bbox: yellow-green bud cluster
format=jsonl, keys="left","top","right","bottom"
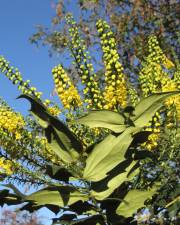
{"left": 147, "top": 36, "right": 174, "bottom": 69}
{"left": 0, "top": 56, "right": 42, "bottom": 98}
{"left": 139, "top": 35, "right": 180, "bottom": 129}
{"left": 65, "top": 14, "right": 103, "bottom": 109}
{"left": 128, "top": 86, "right": 139, "bottom": 107}
{"left": 96, "top": 19, "right": 127, "bottom": 110}
{"left": 52, "top": 65, "right": 82, "bottom": 110}
{"left": 139, "top": 36, "right": 175, "bottom": 97}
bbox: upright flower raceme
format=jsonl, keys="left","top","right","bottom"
{"left": 139, "top": 35, "right": 175, "bottom": 97}
{"left": 96, "top": 19, "right": 127, "bottom": 110}
{"left": 0, "top": 56, "right": 61, "bottom": 118}
{"left": 0, "top": 56, "right": 42, "bottom": 99}
{"left": 139, "top": 35, "right": 179, "bottom": 150}
{"left": 52, "top": 65, "right": 82, "bottom": 110}
{"left": 66, "top": 14, "right": 103, "bottom": 109}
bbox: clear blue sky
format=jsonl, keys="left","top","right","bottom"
{"left": 0, "top": 1, "right": 78, "bottom": 224}
{"left": 0, "top": 0, "right": 63, "bottom": 114}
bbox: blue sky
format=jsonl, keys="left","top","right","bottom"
{"left": 0, "top": 0, "right": 62, "bottom": 114}
{"left": 0, "top": 1, "right": 72, "bottom": 224}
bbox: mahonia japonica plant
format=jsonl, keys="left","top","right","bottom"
{"left": 0, "top": 15, "right": 179, "bottom": 225}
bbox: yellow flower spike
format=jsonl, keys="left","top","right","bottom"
{"left": 52, "top": 65, "right": 82, "bottom": 110}
{"left": 96, "top": 19, "right": 127, "bottom": 110}
{"left": 65, "top": 14, "right": 103, "bottom": 109}
{"left": 139, "top": 35, "right": 177, "bottom": 97}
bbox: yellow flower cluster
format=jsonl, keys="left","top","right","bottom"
{"left": 0, "top": 107, "right": 25, "bottom": 140}
{"left": 96, "top": 19, "right": 127, "bottom": 110}
{"left": 139, "top": 35, "right": 179, "bottom": 150}
{"left": 0, "top": 56, "right": 42, "bottom": 98}
{"left": 66, "top": 14, "right": 103, "bottom": 109}
{"left": 139, "top": 36, "right": 175, "bottom": 97}
{"left": 0, "top": 157, "right": 13, "bottom": 175}
{"left": 162, "top": 78, "right": 180, "bottom": 122}
{"left": 52, "top": 65, "right": 82, "bottom": 110}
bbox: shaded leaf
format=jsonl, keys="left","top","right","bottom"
{"left": 131, "top": 131, "right": 152, "bottom": 146}
{"left": 69, "top": 201, "right": 95, "bottom": 215}
{"left": 133, "top": 150, "right": 155, "bottom": 160}
{"left": 46, "top": 164, "right": 72, "bottom": 182}
{"left": 0, "top": 189, "right": 22, "bottom": 206}
{"left": 45, "top": 126, "right": 74, "bottom": 163}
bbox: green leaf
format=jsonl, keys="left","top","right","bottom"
{"left": 25, "top": 186, "right": 88, "bottom": 207}
{"left": 91, "top": 161, "right": 138, "bottom": 200}
{"left": 45, "top": 126, "right": 74, "bottom": 163}
{"left": 83, "top": 127, "right": 142, "bottom": 182}
{"left": 132, "top": 91, "right": 180, "bottom": 127}
{"left": 18, "top": 94, "right": 83, "bottom": 162}
{"left": 116, "top": 187, "right": 157, "bottom": 217}
{"left": 75, "top": 110, "right": 126, "bottom": 133}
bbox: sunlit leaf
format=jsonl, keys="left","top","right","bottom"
{"left": 75, "top": 110, "right": 126, "bottom": 133}
{"left": 91, "top": 161, "right": 138, "bottom": 200}
{"left": 132, "top": 91, "right": 180, "bottom": 127}
{"left": 25, "top": 186, "right": 88, "bottom": 207}
{"left": 116, "top": 187, "right": 157, "bottom": 217}
{"left": 83, "top": 127, "right": 141, "bottom": 181}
